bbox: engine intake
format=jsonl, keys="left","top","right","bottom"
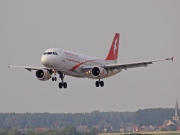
{"left": 91, "top": 67, "right": 108, "bottom": 79}
{"left": 92, "top": 67, "right": 100, "bottom": 77}
{"left": 36, "top": 69, "right": 51, "bottom": 81}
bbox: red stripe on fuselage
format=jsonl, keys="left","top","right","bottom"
{"left": 68, "top": 59, "right": 98, "bottom": 71}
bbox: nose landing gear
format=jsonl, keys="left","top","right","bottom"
{"left": 52, "top": 69, "right": 57, "bottom": 81}
{"left": 52, "top": 77, "right": 57, "bottom": 81}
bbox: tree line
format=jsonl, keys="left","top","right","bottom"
{"left": 0, "top": 126, "right": 99, "bottom": 135}
{"left": 0, "top": 108, "right": 178, "bottom": 129}
{"left": 134, "top": 108, "right": 177, "bottom": 126}
{"left": 0, "top": 111, "right": 134, "bottom": 129}
{"left": 0, "top": 127, "right": 150, "bottom": 135}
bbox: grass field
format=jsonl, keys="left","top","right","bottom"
{"left": 99, "top": 131, "right": 180, "bottom": 135}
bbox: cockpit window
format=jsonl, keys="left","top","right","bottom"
{"left": 43, "top": 52, "right": 58, "bottom": 55}
{"left": 47, "top": 52, "right": 52, "bottom": 54}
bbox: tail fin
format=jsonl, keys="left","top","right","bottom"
{"left": 105, "top": 33, "right": 120, "bottom": 63}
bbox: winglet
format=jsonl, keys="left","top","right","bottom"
{"left": 8, "top": 63, "right": 11, "bottom": 68}
{"left": 165, "top": 57, "right": 174, "bottom": 62}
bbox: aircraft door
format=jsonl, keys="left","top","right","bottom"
{"left": 61, "top": 53, "right": 67, "bottom": 69}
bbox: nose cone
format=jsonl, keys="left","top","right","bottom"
{"left": 41, "top": 55, "right": 56, "bottom": 67}
{"left": 41, "top": 55, "right": 48, "bottom": 67}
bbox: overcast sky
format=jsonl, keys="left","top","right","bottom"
{"left": 0, "top": 0, "right": 180, "bottom": 113}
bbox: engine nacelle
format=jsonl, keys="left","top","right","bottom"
{"left": 91, "top": 67, "right": 108, "bottom": 79}
{"left": 36, "top": 69, "right": 51, "bottom": 81}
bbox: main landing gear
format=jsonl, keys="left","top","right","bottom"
{"left": 58, "top": 72, "right": 67, "bottom": 89}
{"left": 59, "top": 82, "right": 67, "bottom": 89}
{"left": 95, "top": 79, "right": 104, "bottom": 87}
{"left": 51, "top": 70, "right": 67, "bottom": 89}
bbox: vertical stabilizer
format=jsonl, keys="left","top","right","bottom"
{"left": 105, "top": 33, "right": 120, "bottom": 63}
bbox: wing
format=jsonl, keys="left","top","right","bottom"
{"left": 8, "top": 64, "right": 46, "bottom": 72}
{"left": 82, "top": 57, "right": 173, "bottom": 71}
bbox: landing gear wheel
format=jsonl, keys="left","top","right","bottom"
{"left": 95, "top": 81, "right": 99, "bottom": 87}
{"left": 63, "top": 82, "right": 67, "bottom": 88}
{"left": 95, "top": 80, "right": 104, "bottom": 87}
{"left": 58, "top": 72, "right": 67, "bottom": 89}
{"left": 52, "top": 77, "right": 57, "bottom": 81}
{"left": 59, "top": 83, "right": 62, "bottom": 89}
{"left": 100, "top": 81, "right": 104, "bottom": 87}
{"left": 52, "top": 69, "right": 58, "bottom": 81}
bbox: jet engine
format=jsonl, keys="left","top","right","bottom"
{"left": 91, "top": 67, "right": 108, "bottom": 79}
{"left": 36, "top": 69, "right": 52, "bottom": 81}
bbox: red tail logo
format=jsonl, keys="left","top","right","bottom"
{"left": 105, "top": 33, "right": 120, "bottom": 62}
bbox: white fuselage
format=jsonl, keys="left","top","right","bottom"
{"left": 41, "top": 48, "right": 121, "bottom": 79}
{"left": 9, "top": 33, "right": 171, "bottom": 88}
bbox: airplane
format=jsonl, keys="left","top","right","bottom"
{"left": 9, "top": 33, "right": 173, "bottom": 89}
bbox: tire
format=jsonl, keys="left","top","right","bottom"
{"left": 100, "top": 81, "right": 104, "bottom": 87}
{"left": 95, "top": 81, "right": 99, "bottom": 87}
{"left": 54, "top": 77, "right": 57, "bottom": 81}
{"left": 52, "top": 77, "right": 54, "bottom": 81}
{"left": 59, "top": 83, "right": 62, "bottom": 89}
{"left": 63, "top": 82, "right": 67, "bottom": 88}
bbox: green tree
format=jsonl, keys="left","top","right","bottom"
{"left": 168, "top": 124, "right": 177, "bottom": 131}
{"left": 160, "top": 128, "right": 168, "bottom": 131}
{"left": 0, "top": 129, "right": 9, "bottom": 135}
{"left": 87, "top": 127, "right": 98, "bottom": 135}
{"left": 134, "top": 108, "right": 175, "bottom": 126}
{"left": 61, "top": 126, "right": 81, "bottom": 135}
{"left": 8, "top": 129, "right": 21, "bottom": 135}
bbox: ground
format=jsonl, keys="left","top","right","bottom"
{"left": 99, "top": 131, "right": 180, "bottom": 135}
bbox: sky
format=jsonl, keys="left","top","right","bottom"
{"left": 0, "top": 0, "right": 180, "bottom": 113}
